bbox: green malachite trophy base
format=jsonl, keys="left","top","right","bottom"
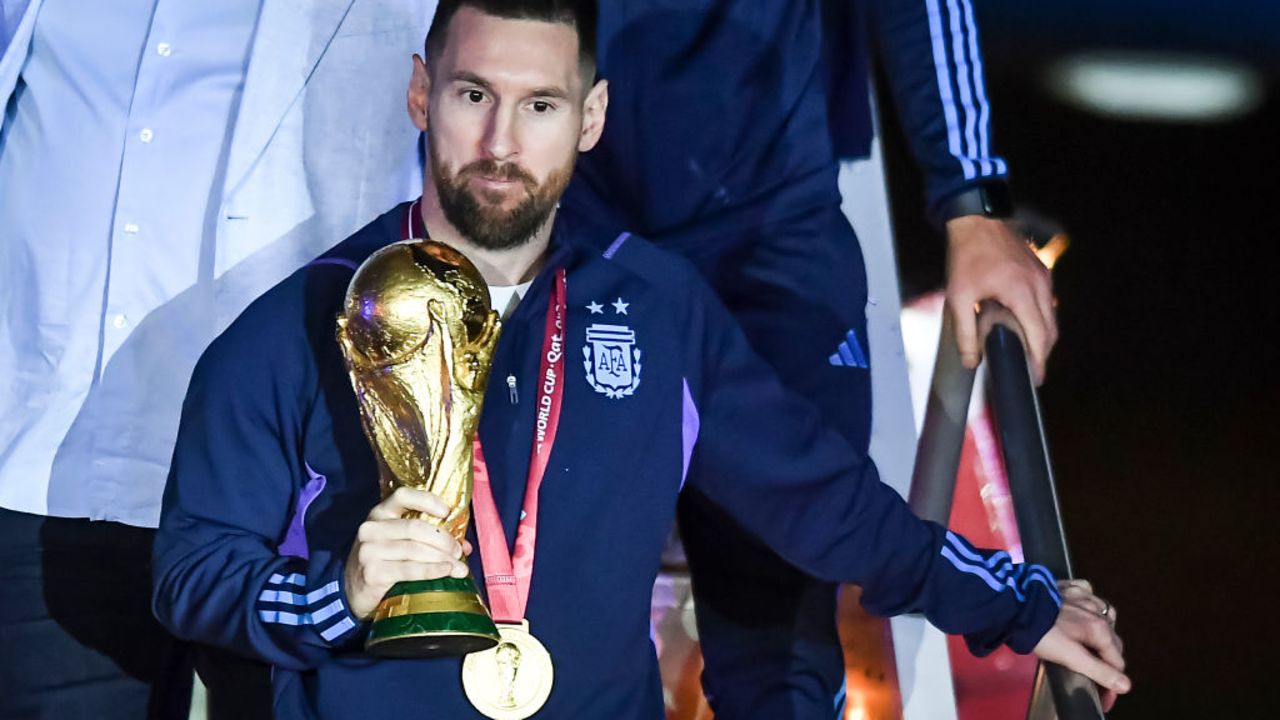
{"left": 366, "top": 576, "right": 500, "bottom": 658}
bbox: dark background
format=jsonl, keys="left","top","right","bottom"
{"left": 878, "top": 2, "right": 1279, "bottom": 717}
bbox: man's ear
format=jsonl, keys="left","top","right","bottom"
{"left": 408, "top": 54, "right": 431, "bottom": 132}
{"left": 578, "top": 79, "right": 609, "bottom": 152}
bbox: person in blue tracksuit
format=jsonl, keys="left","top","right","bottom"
{"left": 561, "top": 2, "right": 1059, "bottom": 716}
{"left": 154, "top": 2, "right": 1127, "bottom": 718}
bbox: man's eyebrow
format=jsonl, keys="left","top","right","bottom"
{"left": 449, "top": 71, "right": 494, "bottom": 90}
{"left": 528, "top": 86, "right": 572, "bottom": 101}
{"left": 447, "top": 71, "right": 572, "bottom": 101}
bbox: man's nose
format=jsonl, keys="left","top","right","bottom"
{"left": 481, "top": 104, "right": 519, "bottom": 161}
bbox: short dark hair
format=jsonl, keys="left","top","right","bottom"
{"left": 425, "top": 0, "right": 598, "bottom": 79}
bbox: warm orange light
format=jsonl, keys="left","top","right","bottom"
{"left": 1033, "top": 233, "right": 1070, "bottom": 271}
{"left": 845, "top": 690, "right": 870, "bottom": 720}
{"left": 838, "top": 586, "right": 903, "bottom": 719}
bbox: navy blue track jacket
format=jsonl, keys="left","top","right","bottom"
{"left": 567, "top": 0, "right": 1008, "bottom": 246}
{"left": 154, "top": 204, "right": 1058, "bottom": 719}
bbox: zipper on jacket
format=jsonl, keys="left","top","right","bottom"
{"left": 507, "top": 374, "right": 518, "bottom": 404}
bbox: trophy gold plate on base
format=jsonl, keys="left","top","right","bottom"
{"left": 367, "top": 577, "right": 500, "bottom": 658}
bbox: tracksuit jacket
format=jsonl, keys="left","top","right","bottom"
{"left": 567, "top": 0, "right": 1009, "bottom": 249}
{"left": 154, "top": 203, "right": 1060, "bottom": 719}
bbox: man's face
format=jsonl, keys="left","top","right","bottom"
{"left": 415, "top": 7, "right": 606, "bottom": 250}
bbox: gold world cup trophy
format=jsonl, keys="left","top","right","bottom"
{"left": 336, "top": 239, "right": 503, "bottom": 657}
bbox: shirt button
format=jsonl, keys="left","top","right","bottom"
{"left": 123, "top": 222, "right": 140, "bottom": 235}
{"left": 111, "top": 314, "right": 129, "bottom": 329}
{"left": 157, "top": 42, "right": 172, "bottom": 57}
{"left": 139, "top": 128, "right": 154, "bottom": 143}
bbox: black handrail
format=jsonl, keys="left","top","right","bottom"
{"left": 909, "top": 302, "right": 1105, "bottom": 720}
{"left": 984, "top": 324, "right": 1104, "bottom": 720}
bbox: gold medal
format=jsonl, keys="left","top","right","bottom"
{"left": 461, "top": 621, "right": 554, "bottom": 719}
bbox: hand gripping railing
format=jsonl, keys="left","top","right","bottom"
{"left": 908, "top": 302, "right": 1105, "bottom": 720}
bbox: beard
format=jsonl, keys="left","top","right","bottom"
{"left": 429, "top": 139, "right": 574, "bottom": 251}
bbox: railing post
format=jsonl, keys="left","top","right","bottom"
{"left": 893, "top": 305, "right": 976, "bottom": 720}
{"left": 907, "top": 308, "right": 977, "bottom": 524}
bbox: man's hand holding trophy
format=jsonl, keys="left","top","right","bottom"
{"left": 336, "top": 239, "right": 504, "bottom": 657}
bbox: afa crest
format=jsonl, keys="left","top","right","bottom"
{"left": 583, "top": 324, "right": 642, "bottom": 399}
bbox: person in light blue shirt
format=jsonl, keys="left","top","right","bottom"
{"left": 0, "top": 0, "right": 436, "bottom": 716}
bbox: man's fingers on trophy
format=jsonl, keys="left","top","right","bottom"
{"left": 461, "top": 539, "right": 474, "bottom": 557}
{"left": 396, "top": 487, "right": 451, "bottom": 517}
{"left": 419, "top": 559, "right": 469, "bottom": 581}
{"left": 397, "top": 518, "right": 462, "bottom": 554}
{"left": 416, "top": 560, "right": 469, "bottom": 581}
{"left": 373, "top": 487, "right": 451, "bottom": 521}
{"left": 366, "top": 488, "right": 408, "bottom": 520}
{"left": 359, "top": 539, "right": 460, "bottom": 565}
{"left": 358, "top": 520, "right": 463, "bottom": 557}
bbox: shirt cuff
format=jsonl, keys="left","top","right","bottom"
{"left": 966, "top": 562, "right": 1063, "bottom": 656}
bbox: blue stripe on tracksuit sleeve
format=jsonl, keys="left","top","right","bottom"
{"left": 257, "top": 577, "right": 359, "bottom": 643}
{"left": 873, "top": 0, "right": 1009, "bottom": 219}
{"left": 152, "top": 288, "right": 362, "bottom": 671}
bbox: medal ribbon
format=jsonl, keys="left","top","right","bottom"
{"left": 471, "top": 267, "right": 566, "bottom": 624}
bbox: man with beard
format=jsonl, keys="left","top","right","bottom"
{"left": 152, "top": 2, "right": 1128, "bottom": 718}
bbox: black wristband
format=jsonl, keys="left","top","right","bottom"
{"left": 937, "top": 182, "right": 1014, "bottom": 223}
